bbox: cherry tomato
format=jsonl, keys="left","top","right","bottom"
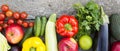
{"left": 29, "top": 22, "right": 34, "bottom": 27}
{"left": 20, "top": 12, "right": 28, "bottom": 19}
{"left": 0, "top": 26, "right": 2, "bottom": 31}
{"left": 13, "top": 12, "right": 20, "bottom": 19}
{"left": 0, "top": 13, "right": 5, "bottom": 21}
{"left": 0, "top": 21, "right": 4, "bottom": 25}
{"left": 6, "top": 10, "right": 13, "bottom": 17}
{"left": 22, "top": 22, "right": 28, "bottom": 28}
{"left": 1, "top": 4, "right": 9, "bottom": 12}
{"left": 7, "top": 19, "right": 14, "bottom": 25}
{"left": 3, "top": 23, "right": 8, "bottom": 28}
{"left": 17, "top": 19, "right": 23, "bottom": 25}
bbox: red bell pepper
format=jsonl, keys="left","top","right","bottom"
{"left": 56, "top": 15, "right": 78, "bottom": 37}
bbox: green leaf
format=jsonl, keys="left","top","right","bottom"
{"left": 85, "top": 0, "right": 99, "bottom": 10}
{"left": 73, "top": 3, "right": 83, "bottom": 10}
{"left": 86, "top": 16, "right": 92, "bottom": 21}
{"left": 86, "top": 25, "right": 91, "bottom": 30}
{"left": 95, "top": 23, "right": 100, "bottom": 31}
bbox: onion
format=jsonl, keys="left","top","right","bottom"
{"left": 111, "top": 41, "right": 120, "bottom": 51}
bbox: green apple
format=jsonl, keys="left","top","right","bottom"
{"left": 79, "top": 35, "right": 92, "bottom": 50}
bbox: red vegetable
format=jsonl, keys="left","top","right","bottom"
{"left": 3, "top": 23, "right": 8, "bottom": 28}
{"left": 29, "top": 22, "right": 34, "bottom": 27}
{"left": 22, "top": 22, "right": 28, "bottom": 28}
{"left": 56, "top": 15, "right": 78, "bottom": 37}
{"left": 0, "top": 21, "right": 4, "bottom": 25}
{"left": 1, "top": 4, "right": 9, "bottom": 12}
{"left": 58, "top": 38, "right": 78, "bottom": 51}
{"left": 17, "top": 19, "right": 23, "bottom": 25}
{"left": 6, "top": 10, "right": 13, "bottom": 17}
{"left": 20, "top": 12, "right": 28, "bottom": 19}
{"left": 13, "top": 12, "right": 20, "bottom": 19}
{"left": 111, "top": 41, "right": 120, "bottom": 51}
{"left": 8, "top": 19, "right": 14, "bottom": 25}
{"left": 0, "top": 13, "right": 5, "bottom": 21}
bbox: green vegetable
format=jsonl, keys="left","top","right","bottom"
{"left": 73, "top": 0, "right": 104, "bottom": 41}
{"left": 34, "top": 16, "right": 41, "bottom": 37}
{"left": 110, "top": 14, "right": 120, "bottom": 40}
{"left": 19, "top": 27, "right": 33, "bottom": 46}
{"left": 100, "top": 6, "right": 109, "bottom": 24}
{"left": 45, "top": 14, "right": 58, "bottom": 51}
{"left": 34, "top": 17, "right": 37, "bottom": 33}
{"left": 40, "top": 16, "right": 47, "bottom": 36}
{"left": 0, "top": 32, "right": 11, "bottom": 51}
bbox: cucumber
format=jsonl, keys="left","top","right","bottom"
{"left": 19, "top": 27, "right": 33, "bottom": 46}
{"left": 34, "top": 16, "right": 41, "bottom": 37}
{"left": 34, "top": 17, "right": 37, "bottom": 33}
{"left": 45, "top": 14, "right": 58, "bottom": 51}
{"left": 40, "top": 16, "right": 47, "bottom": 36}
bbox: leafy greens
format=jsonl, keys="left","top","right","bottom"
{"left": 73, "top": 0, "right": 103, "bottom": 41}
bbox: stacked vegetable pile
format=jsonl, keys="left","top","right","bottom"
{"left": 0, "top": 0, "right": 108, "bottom": 51}
{"left": 73, "top": 1, "right": 105, "bottom": 50}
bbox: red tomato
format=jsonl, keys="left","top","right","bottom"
{"left": 6, "top": 10, "right": 13, "bottom": 17}
{"left": 17, "top": 19, "right": 23, "bottom": 25}
{"left": 20, "top": 12, "right": 28, "bottom": 19}
{"left": 0, "top": 13, "right": 5, "bottom": 21}
{"left": 0, "top": 21, "right": 4, "bottom": 25}
{"left": 13, "top": 12, "right": 20, "bottom": 19}
{"left": 22, "top": 22, "right": 28, "bottom": 28}
{"left": 3, "top": 23, "right": 8, "bottom": 28}
{"left": 7, "top": 19, "right": 14, "bottom": 25}
{"left": 29, "top": 22, "right": 34, "bottom": 27}
{"left": 1, "top": 4, "right": 9, "bottom": 12}
{"left": 0, "top": 26, "right": 2, "bottom": 31}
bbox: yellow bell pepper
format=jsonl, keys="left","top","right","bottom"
{"left": 22, "top": 37, "right": 46, "bottom": 51}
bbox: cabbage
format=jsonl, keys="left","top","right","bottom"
{"left": 0, "top": 32, "right": 11, "bottom": 51}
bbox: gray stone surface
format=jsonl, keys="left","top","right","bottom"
{"left": 0, "top": 0, "right": 120, "bottom": 19}
{"left": 0, "top": 0, "right": 112, "bottom": 51}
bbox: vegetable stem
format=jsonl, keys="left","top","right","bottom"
{"left": 48, "top": 13, "right": 56, "bottom": 22}
{"left": 30, "top": 47, "right": 36, "bottom": 51}
{"left": 64, "top": 23, "right": 72, "bottom": 31}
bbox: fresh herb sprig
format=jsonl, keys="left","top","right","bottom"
{"left": 73, "top": 0, "right": 103, "bottom": 41}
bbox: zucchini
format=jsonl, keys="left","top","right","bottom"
{"left": 19, "top": 27, "right": 33, "bottom": 46}
{"left": 45, "top": 14, "right": 58, "bottom": 51}
{"left": 34, "top": 16, "right": 41, "bottom": 37}
{"left": 40, "top": 16, "right": 47, "bottom": 36}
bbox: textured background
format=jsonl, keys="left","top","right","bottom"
{"left": 0, "top": 0, "right": 112, "bottom": 51}
{"left": 0, "top": 0, "right": 120, "bottom": 19}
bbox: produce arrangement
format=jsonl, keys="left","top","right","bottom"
{"left": 110, "top": 14, "right": 120, "bottom": 51}
{"left": 0, "top": 0, "right": 110, "bottom": 51}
